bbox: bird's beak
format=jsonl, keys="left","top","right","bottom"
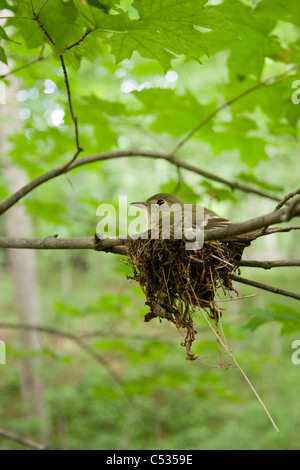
{"left": 130, "top": 201, "right": 147, "bottom": 209}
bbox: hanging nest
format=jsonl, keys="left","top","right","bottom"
{"left": 125, "top": 232, "right": 251, "bottom": 360}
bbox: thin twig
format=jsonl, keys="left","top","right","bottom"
{"left": 209, "top": 266, "right": 233, "bottom": 369}
{"left": 230, "top": 274, "right": 300, "bottom": 301}
{"left": 212, "top": 294, "right": 258, "bottom": 302}
{"left": 275, "top": 188, "right": 300, "bottom": 211}
{"left": 286, "top": 197, "right": 300, "bottom": 221}
{"left": 0, "top": 55, "right": 47, "bottom": 79}
{"left": 59, "top": 54, "right": 83, "bottom": 164}
{"left": 195, "top": 357, "right": 227, "bottom": 368}
{"left": 261, "top": 188, "right": 300, "bottom": 235}
{"left": 31, "top": 11, "right": 83, "bottom": 164}
{"left": 240, "top": 260, "right": 300, "bottom": 269}
{"left": 0, "top": 428, "right": 48, "bottom": 450}
{"left": 65, "top": 27, "right": 94, "bottom": 50}
{"left": 172, "top": 63, "right": 300, "bottom": 154}
{"left": 0, "top": 16, "right": 35, "bottom": 20}
{"left": 33, "top": 13, "right": 55, "bottom": 46}
{"left": 256, "top": 226, "right": 300, "bottom": 236}
{"left": 172, "top": 166, "right": 183, "bottom": 195}
{"left": 191, "top": 289, "right": 280, "bottom": 433}
{"left": 0, "top": 322, "right": 126, "bottom": 390}
{"left": 203, "top": 200, "right": 300, "bottom": 242}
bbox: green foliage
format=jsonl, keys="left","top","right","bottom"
{"left": 0, "top": 45, "right": 7, "bottom": 64}
{"left": 242, "top": 303, "right": 300, "bottom": 334}
{"left": 0, "top": 25, "right": 10, "bottom": 41}
{"left": 3, "top": 0, "right": 235, "bottom": 71}
{"left": 0, "top": 0, "right": 300, "bottom": 452}
{"left": 133, "top": 88, "right": 215, "bottom": 136}
{"left": 103, "top": 0, "right": 235, "bottom": 71}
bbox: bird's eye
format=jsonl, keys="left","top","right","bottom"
{"left": 157, "top": 199, "right": 165, "bottom": 206}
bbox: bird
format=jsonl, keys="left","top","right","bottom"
{"left": 130, "top": 192, "right": 231, "bottom": 235}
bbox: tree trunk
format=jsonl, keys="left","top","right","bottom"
{"left": 0, "top": 54, "right": 49, "bottom": 442}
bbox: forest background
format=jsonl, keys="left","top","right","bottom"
{"left": 0, "top": 0, "right": 300, "bottom": 450}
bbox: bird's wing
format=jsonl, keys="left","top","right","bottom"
{"left": 203, "top": 213, "right": 231, "bottom": 230}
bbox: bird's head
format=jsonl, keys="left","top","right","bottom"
{"left": 130, "top": 193, "right": 184, "bottom": 214}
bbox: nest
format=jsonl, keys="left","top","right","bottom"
{"left": 126, "top": 233, "right": 251, "bottom": 360}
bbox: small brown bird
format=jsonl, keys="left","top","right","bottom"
{"left": 130, "top": 192, "right": 231, "bottom": 232}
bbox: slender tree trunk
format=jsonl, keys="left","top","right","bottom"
{"left": 0, "top": 55, "right": 49, "bottom": 441}
{"left": 4, "top": 168, "right": 48, "bottom": 435}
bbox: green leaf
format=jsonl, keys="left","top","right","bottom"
{"left": 269, "top": 304, "right": 300, "bottom": 335}
{"left": 73, "top": 94, "right": 126, "bottom": 151}
{"left": 241, "top": 304, "right": 300, "bottom": 333}
{"left": 13, "top": 0, "right": 235, "bottom": 70}
{"left": 161, "top": 181, "right": 201, "bottom": 203}
{"left": 132, "top": 0, "right": 235, "bottom": 33}
{"left": 133, "top": 88, "right": 215, "bottom": 136}
{"left": 0, "top": 46, "right": 7, "bottom": 65}
{"left": 199, "top": 118, "right": 269, "bottom": 167}
{"left": 36, "top": 0, "right": 86, "bottom": 52}
{"left": 216, "top": 0, "right": 276, "bottom": 37}
{"left": 237, "top": 172, "right": 283, "bottom": 193}
{"left": 103, "top": 16, "right": 207, "bottom": 72}
{"left": 25, "top": 200, "right": 68, "bottom": 224}
{"left": 12, "top": 3, "right": 44, "bottom": 49}
{"left": 102, "top": 0, "right": 235, "bottom": 70}
{"left": 227, "top": 39, "right": 265, "bottom": 79}
{"left": 0, "top": 26, "right": 9, "bottom": 41}
{"left": 255, "top": 0, "right": 300, "bottom": 28}
{"left": 207, "top": 0, "right": 286, "bottom": 78}
{"left": 199, "top": 181, "right": 238, "bottom": 203}
{"left": 93, "top": 385, "right": 121, "bottom": 399}
{"left": 0, "top": 25, "right": 20, "bottom": 44}
{"left": 86, "top": 0, "right": 117, "bottom": 11}
{"left": 106, "top": 29, "right": 175, "bottom": 72}
{"left": 54, "top": 301, "right": 81, "bottom": 316}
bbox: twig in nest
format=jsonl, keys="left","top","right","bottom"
{"left": 209, "top": 266, "right": 234, "bottom": 369}
{"left": 194, "top": 297, "right": 280, "bottom": 433}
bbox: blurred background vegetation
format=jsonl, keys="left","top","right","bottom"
{"left": 0, "top": 0, "right": 300, "bottom": 450}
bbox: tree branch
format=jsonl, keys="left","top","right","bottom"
{"left": 59, "top": 54, "right": 83, "bottom": 164}
{"left": 0, "top": 206, "right": 299, "bottom": 304}
{"left": 0, "top": 150, "right": 281, "bottom": 217}
{"left": 0, "top": 54, "right": 47, "bottom": 79}
{"left": 255, "top": 226, "right": 300, "bottom": 236}
{"left": 0, "top": 199, "right": 299, "bottom": 252}
{"left": 31, "top": 12, "right": 83, "bottom": 164}
{"left": 65, "top": 27, "right": 94, "bottom": 50}
{"left": 230, "top": 274, "right": 300, "bottom": 301}
{"left": 203, "top": 199, "right": 300, "bottom": 241}
{"left": 260, "top": 188, "right": 300, "bottom": 235}
{"left": 0, "top": 427, "right": 48, "bottom": 450}
{"left": 240, "top": 260, "right": 300, "bottom": 269}
{"left": 275, "top": 188, "right": 300, "bottom": 211}
{"left": 0, "top": 235, "right": 126, "bottom": 254}
{"left": 172, "top": 63, "right": 300, "bottom": 154}
{"left": 33, "top": 12, "right": 55, "bottom": 46}
{"left": 0, "top": 321, "right": 126, "bottom": 390}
